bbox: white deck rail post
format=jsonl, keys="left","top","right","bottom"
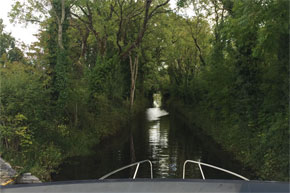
{"left": 99, "top": 160, "right": 153, "bottom": 180}
{"left": 183, "top": 160, "right": 249, "bottom": 181}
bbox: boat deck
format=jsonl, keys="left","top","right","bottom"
{"left": 2, "top": 179, "right": 289, "bottom": 193}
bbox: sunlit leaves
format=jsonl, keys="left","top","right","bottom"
{"left": 0, "top": 19, "right": 16, "bottom": 60}
{"left": 9, "top": 0, "right": 50, "bottom": 25}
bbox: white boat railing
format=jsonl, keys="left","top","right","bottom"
{"left": 99, "top": 160, "right": 153, "bottom": 180}
{"left": 182, "top": 160, "right": 249, "bottom": 181}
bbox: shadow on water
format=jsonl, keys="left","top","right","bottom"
{"left": 52, "top": 105, "right": 256, "bottom": 181}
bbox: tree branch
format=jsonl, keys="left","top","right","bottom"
{"left": 60, "top": 0, "right": 65, "bottom": 24}
{"left": 119, "top": 0, "right": 170, "bottom": 59}
{"left": 149, "top": 0, "right": 170, "bottom": 19}
{"left": 70, "top": 12, "right": 89, "bottom": 24}
{"left": 187, "top": 20, "right": 206, "bottom": 66}
{"left": 77, "top": 5, "right": 89, "bottom": 18}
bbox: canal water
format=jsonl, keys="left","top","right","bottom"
{"left": 52, "top": 100, "right": 254, "bottom": 181}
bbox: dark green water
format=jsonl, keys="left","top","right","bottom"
{"left": 52, "top": 107, "right": 254, "bottom": 181}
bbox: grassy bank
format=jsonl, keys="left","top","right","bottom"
{"left": 164, "top": 98, "right": 289, "bottom": 181}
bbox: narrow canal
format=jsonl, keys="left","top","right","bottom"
{"left": 52, "top": 96, "right": 254, "bottom": 181}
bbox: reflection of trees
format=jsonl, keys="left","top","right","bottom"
{"left": 129, "top": 128, "right": 136, "bottom": 177}
{"left": 130, "top": 131, "right": 136, "bottom": 163}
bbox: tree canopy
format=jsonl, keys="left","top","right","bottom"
{"left": 0, "top": 0, "right": 288, "bottom": 181}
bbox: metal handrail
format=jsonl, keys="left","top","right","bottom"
{"left": 99, "top": 160, "right": 153, "bottom": 180}
{"left": 182, "top": 160, "right": 249, "bottom": 181}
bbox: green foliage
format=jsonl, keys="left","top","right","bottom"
{"left": 165, "top": 0, "right": 289, "bottom": 181}
{"left": 0, "top": 19, "right": 24, "bottom": 64}
{"left": 88, "top": 56, "right": 124, "bottom": 100}
{"left": 25, "top": 143, "right": 63, "bottom": 180}
{"left": 1, "top": 3, "right": 135, "bottom": 179}
{"left": 0, "top": 61, "right": 58, "bottom": 180}
{"left": 3, "top": 0, "right": 288, "bottom": 182}
{"left": 0, "top": 113, "right": 32, "bottom": 152}
{"left": 7, "top": 47, "right": 24, "bottom": 62}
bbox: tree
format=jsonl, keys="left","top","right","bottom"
{"left": 114, "top": 0, "right": 170, "bottom": 109}
{"left": 166, "top": 0, "right": 289, "bottom": 181}
{"left": 0, "top": 19, "right": 16, "bottom": 63}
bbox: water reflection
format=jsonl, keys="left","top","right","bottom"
{"left": 146, "top": 108, "right": 168, "bottom": 121}
{"left": 146, "top": 106, "right": 171, "bottom": 178}
{"left": 52, "top": 105, "right": 254, "bottom": 181}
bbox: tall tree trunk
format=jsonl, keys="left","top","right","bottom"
{"left": 129, "top": 52, "right": 139, "bottom": 110}
{"left": 58, "top": 22, "right": 63, "bottom": 49}
{"left": 50, "top": 0, "right": 66, "bottom": 50}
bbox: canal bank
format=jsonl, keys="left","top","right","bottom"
{"left": 51, "top": 99, "right": 255, "bottom": 181}
{"left": 163, "top": 99, "right": 263, "bottom": 181}
{"left": 0, "top": 157, "right": 41, "bottom": 185}
{"left": 0, "top": 157, "right": 17, "bottom": 185}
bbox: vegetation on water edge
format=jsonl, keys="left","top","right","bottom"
{"left": 0, "top": 0, "right": 288, "bottom": 181}
{"left": 162, "top": 0, "right": 289, "bottom": 181}
{"left": 0, "top": 56, "right": 149, "bottom": 180}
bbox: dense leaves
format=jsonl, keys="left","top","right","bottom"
{"left": 0, "top": 0, "right": 288, "bottom": 181}
{"left": 165, "top": 0, "right": 289, "bottom": 181}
